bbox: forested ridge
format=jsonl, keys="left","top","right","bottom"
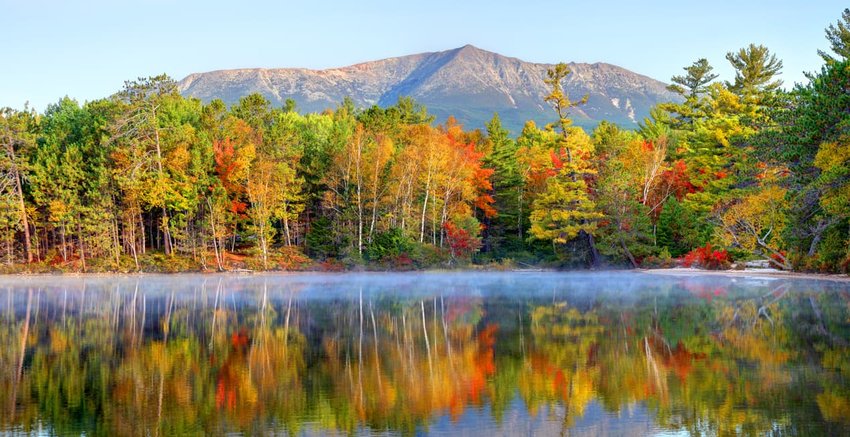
{"left": 1, "top": 10, "right": 849, "bottom": 273}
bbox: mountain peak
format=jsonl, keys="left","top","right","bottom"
{"left": 178, "top": 47, "right": 678, "bottom": 132}
{"left": 456, "top": 44, "right": 483, "bottom": 52}
{"left": 450, "top": 44, "right": 497, "bottom": 60}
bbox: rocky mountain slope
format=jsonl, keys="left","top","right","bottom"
{"left": 178, "top": 45, "right": 678, "bottom": 132}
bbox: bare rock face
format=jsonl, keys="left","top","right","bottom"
{"left": 178, "top": 45, "right": 679, "bottom": 132}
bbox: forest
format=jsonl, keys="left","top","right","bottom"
{"left": 1, "top": 10, "right": 849, "bottom": 273}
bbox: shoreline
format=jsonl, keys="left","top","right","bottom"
{"left": 2, "top": 267, "right": 850, "bottom": 283}
{"left": 639, "top": 267, "right": 850, "bottom": 283}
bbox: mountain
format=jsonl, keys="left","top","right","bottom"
{"left": 177, "top": 45, "right": 678, "bottom": 133}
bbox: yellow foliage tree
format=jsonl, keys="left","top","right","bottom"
{"left": 718, "top": 185, "right": 791, "bottom": 269}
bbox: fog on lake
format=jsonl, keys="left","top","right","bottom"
{"left": 1, "top": 272, "right": 849, "bottom": 435}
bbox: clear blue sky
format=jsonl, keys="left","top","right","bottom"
{"left": 1, "top": 0, "right": 846, "bottom": 111}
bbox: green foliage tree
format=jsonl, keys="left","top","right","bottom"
{"left": 656, "top": 197, "right": 703, "bottom": 257}
{"left": 663, "top": 58, "right": 719, "bottom": 126}
{"left": 819, "top": 8, "right": 850, "bottom": 62}
{"left": 668, "top": 58, "right": 720, "bottom": 99}
{"left": 305, "top": 216, "right": 337, "bottom": 260}
{"left": 757, "top": 58, "right": 850, "bottom": 269}
{"left": 725, "top": 44, "right": 783, "bottom": 113}
{"left": 481, "top": 113, "right": 523, "bottom": 256}
{"left": 0, "top": 107, "right": 37, "bottom": 263}
{"left": 112, "top": 74, "right": 184, "bottom": 256}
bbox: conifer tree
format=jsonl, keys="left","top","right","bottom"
{"left": 529, "top": 64, "right": 602, "bottom": 265}
{"left": 819, "top": 8, "right": 850, "bottom": 62}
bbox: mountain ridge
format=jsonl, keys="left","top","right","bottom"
{"left": 177, "top": 45, "right": 679, "bottom": 132}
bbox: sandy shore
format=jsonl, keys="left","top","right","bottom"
{"left": 640, "top": 267, "right": 850, "bottom": 283}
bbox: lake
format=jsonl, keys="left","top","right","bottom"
{"left": 1, "top": 272, "right": 849, "bottom": 435}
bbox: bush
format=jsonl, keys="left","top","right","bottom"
{"left": 484, "top": 258, "right": 517, "bottom": 271}
{"left": 138, "top": 252, "right": 199, "bottom": 273}
{"left": 319, "top": 258, "right": 346, "bottom": 272}
{"left": 366, "top": 228, "right": 415, "bottom": 262}
{"left": 683, "top": 243, "right": 731, "bottom": 270}
{"left": 443, "top": 215, "right": 483, "bottom": 263}
{"left": 641, "top": 247, "right": 676, "bottom": 268}
{"left": 275, "top": 246, "right": 313, "bottom": 270}
{"left": 410, "top": 243, "right": 450, "bottom": 268}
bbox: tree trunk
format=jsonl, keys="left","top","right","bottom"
{"left": 61, "top": 222, "right": 67, "bottom": 262}
{"left": 129, "top": 219, "right": 139, "bottom": 270}
{"left": 207, "top": 199, "right": 223, "bottom": 271}
{"left": 139, "top": 212, "right": 146, "bottom": 254}
{"left": 161, "top": 209, "right": 172, "bottom": 256}
{"left": 585, "top": 231, "right": 601, "bottom": 268}
{"left": 12, "top": 158, "right": 32, "bottom": 263}
{"left": 151, "top": 104, "right": 172, "bottom": 257}
{"left": 807, "top": 219, "right": 832, "bottom": 257}
{"left": 113, "top": 217, "right": 121, "bottom": 265}
{"left": 77, "top": 218, "right": 86, "bottom": 272}
{"left": 259, "top": 221, "right": 268, "bottom": 270}
{"left": 757, "top": 239, "right": 793, "bottom": 270}
{"left": 620, "top": 237, "right": 638, "bottom": 268}
{"left": 420, "top": 172, "right": 431, "bottom": 243}
{"left": 283, "top": 206, "right": 292, "bottom": 247}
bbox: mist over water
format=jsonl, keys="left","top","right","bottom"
{"left": 1, "top": 272, "right": 849, "bottom": 435}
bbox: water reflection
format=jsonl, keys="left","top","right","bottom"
{"left": 1, "top": 272, "right": 849, "bottom": 435}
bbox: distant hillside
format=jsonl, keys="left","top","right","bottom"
{"left": 178, "top": 44, "right": 679, "bottom": 133}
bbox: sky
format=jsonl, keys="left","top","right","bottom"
{"left": 1, "top": 0, "right": 846, "bottom": 111}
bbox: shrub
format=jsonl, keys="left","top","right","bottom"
{"left": 366, "top": 228, "right": 415, "bottom": 262}
{"left": 768, "top": 250, "right": 789, "bottom": 270}
{"left": 275, "top": 246, "right": 313, "bottom": 270}
{"left": 443, "top": 215, "right": 482, "bottom": 263}
{"left": 683, "top": 243, "right": 731, "bottom": 270}
{"left": 319, "top": 258, "right": 345, "bottom": 272}
{"left": 411, "top": 243, "right": 450, "bottom": 268}
{"left": 641, "top": 247, "right": 676, "bottom": 268}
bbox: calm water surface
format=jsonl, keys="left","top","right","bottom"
{"left": 1, "top": 272, "right": 849, "bottom": 436}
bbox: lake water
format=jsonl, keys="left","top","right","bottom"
{"left": 1, "top": 272, "right": 849, "bottom": 436}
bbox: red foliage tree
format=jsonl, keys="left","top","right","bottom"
{"left": 213, "top": 136, "right": 248, "bottom": 214}
{"left": 444, "top": 221, "right": 482, "bottom": 260}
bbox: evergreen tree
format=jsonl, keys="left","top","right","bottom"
{"left": 662, "top": 58, "right": 719, "bottom": 126}
{"left": 481, "top": 113, "right": 523, "bottom": 255}
{"left": 0, "top": 107, "right": 37, "bottom": 263}
{"left": 819, "top": 8, "right": 850, "bottom": 62}
{"left": 725, "top": 44, "right": 783, "bottom": 103}
{"left": 529, "top": 63, "right": 601, "bottom": 266}
{"left": 668, "top": 58, "right": 719, "bottom": 99}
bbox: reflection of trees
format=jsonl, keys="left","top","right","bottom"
{"left": 0, "top": 278, "right": 848, "bottom": 435}
{"left": 519, "top": 303, "right": 601, "bottom": 429}
{"left": 0, "top": 280, "right": 311, "bottom": 435}
{"left": 315, "top": 293, "right": 499, "bottom": 434}
{"left": 513, "top": 281, "right": 850, "bottom": 436}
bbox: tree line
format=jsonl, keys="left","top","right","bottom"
{"left": 1, "top": 10, "right": 849, "bottom": 272}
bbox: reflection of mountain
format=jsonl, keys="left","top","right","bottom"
{"left": 1, "top": 273, "right": 848, "bottom": 435}
{"left": 177, "top": 45, "right": 680, "bottom": 132}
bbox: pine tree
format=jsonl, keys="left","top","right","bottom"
{"left": 819, "top": 8, "right": 850, "bottom": 63}
{"left": 529, "top": 63, "right": 602, "bottom": 266}
{"left": 668, "top": 58, "right": 719, "bottom": 99}
{"left": 662, "top": 58, "right": 719, "bottom": 126}
{"left": 0, "top": 107, "right": 37, "bottom": 263}
{"left": 481, "top": 113, "right": 523, "bottom": 254}
{"left": 725, "top": 44, "right": 783, "bottom": 101}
